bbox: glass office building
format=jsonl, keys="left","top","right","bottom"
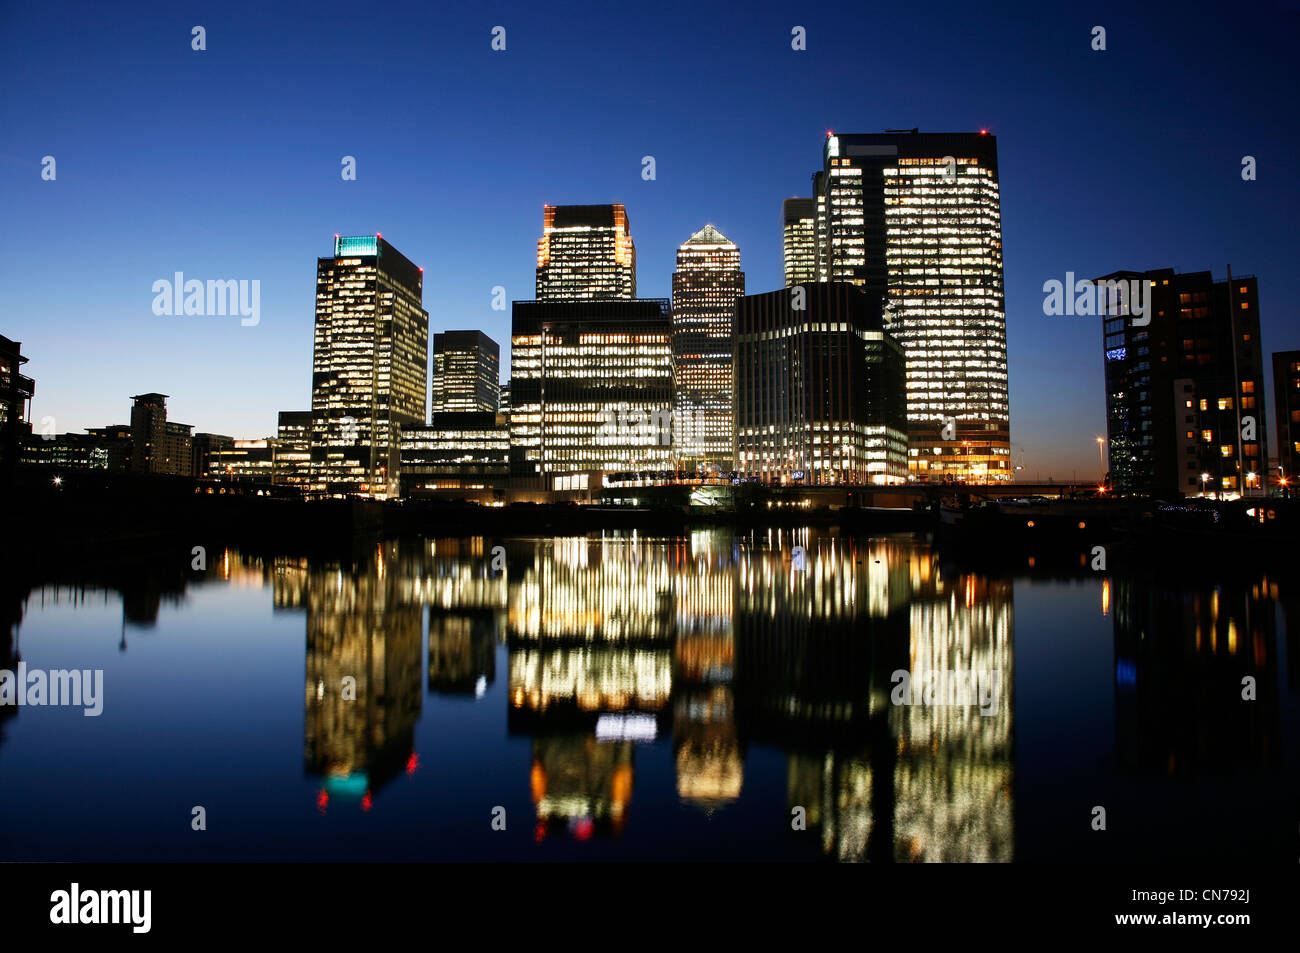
{"left": 734, "top": 283, "right": 908, "bottom": 485}
{"left": 671, "top": 225, "right": 745, "bottom": 471}
{"left": 509, "top": 299, "right": 672, "bottom": 481}
{"left": 432, "top": 330, "right": 500, "bottom": 415}
{"left": 535, "top": 205, "right": 636, "bottom": 300}
{"left": 310, "top": 234, "right": 429, "bottom": 498}
{"left": 813, "top": 131, "right": 1009, "bottom": 483}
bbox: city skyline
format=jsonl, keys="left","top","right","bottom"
{"left": 3, "top": 2, "right": 1297, "bottom": 480}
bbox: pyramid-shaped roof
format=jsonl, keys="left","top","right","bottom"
{"left": 684, "top": 224, "right": 733, "bottom": 245}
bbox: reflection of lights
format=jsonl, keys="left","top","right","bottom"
{"left": 406, "top": 753, "right": 419, "bottom": 775}
{"left": 1101, "top": 578, "right": 1110, "bottom": 616}
{"left": 475, "top": 675, "right": 487, "bottom": 698}
{"left": 596, "top": 713, "right": 657, "bottom": 742}
{"left": 361, "top": 791, "right": 373, "bottom": 812}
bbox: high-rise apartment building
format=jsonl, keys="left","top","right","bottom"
{"left": 734, "top": 283, "right": 908, "bottom": 485}
{"left": 432, "top": 330, "right": 500, "bottom": 414}
{"left": 811, "top": 131, "right": 1009, "bottom": 482}
{"left": 782, "top": 199, "right": 816, "bottom": 287}
{"left": 535, "top": 205, "right": 636, "bottom": 300}
{"left": 671, "top": 225, "right": 745, "bottom": 471}
{"left": 310, "top": 234, "right": 429, "bottom": 497}
{"left": 0, "top": 335, "right": 33, "bottom": 481}
{"left": 510, "top": 298, "right": 672, "bottom": 481}
{"left": 130, "top": 393, "right": 193, "bottom": 476}
{"left": 1101, "top": 268, "right": 1266, "bottom": 498}
{"left": 1273, "top": 351, "right": 1300, "bottom": 496}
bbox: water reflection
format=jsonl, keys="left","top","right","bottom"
{"left": 7, "top": 529, "right": 1295, "bottom": 861}
{"left": 272, "top": 530, "right": 1015, "bottom": 859}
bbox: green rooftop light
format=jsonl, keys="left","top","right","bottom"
{"left": 335, "top": 235, "right": 379, "bottom": 257}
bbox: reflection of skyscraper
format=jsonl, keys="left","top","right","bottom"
{"left": 890, "top": 563, "right": 1013, "bottom": 862}
{"left": 529, "top": 736, "right": 634, "bottom": 840}
{"left": 672, "top": 533, "right": 742, "bottom": 809}
{"left": 310, "top": 235, "right": 429, "bottom": 497}
{"left": 427, "top": 611, "right": 496, "bottom": 696}
{"left": 303, "top": 545, "right": 423, "bottom": 808}
{"left": 1112, "top": 571, "right": 1278, "bottom": 774}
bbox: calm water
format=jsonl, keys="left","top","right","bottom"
{"left": 1, "top": 530, "right": 1296, "bottom": 862}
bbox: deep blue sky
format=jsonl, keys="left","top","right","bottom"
{"left": 2, "top": 0, "right": 1297, "bottom": 478}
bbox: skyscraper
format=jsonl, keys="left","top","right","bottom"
{"left": 734, "top": 283, "right": 908, "bottom": 485}
{"left": 812, "top": 131, "right": 1009, "bottom": 483}
{"left": 781, "top": 199, "right": 816, "bottom": 287}
{"left": 310, "top": 234, "right": 429, "bottom": 498}
{"left": 1101, "top": 268, "right": 1266, "bottom": 498}
{"left": 671, "top": 225, "right": 745, "bottom": 471}
{"left": 510, "top": 298, "right": 672, "bottom": 482}
{"left": 535, "top": 204, "right": 636, "bottom": 300}
{"left": 432, "top": 330, "right": 500, "bottom": 414}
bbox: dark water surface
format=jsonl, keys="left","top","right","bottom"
{"left": 1, "top": 530, "right": 1296, "bottom": 862}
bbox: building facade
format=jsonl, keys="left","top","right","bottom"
{"left": 510, "top": 299, "right": 673, "bottom": 481}
{"left": 1101, "top": 268, "right": 1267, "bottom": 498}
{"left": 733, "top": 283, "right": 908, "bottom": 485}
{"left": 130, "top": 393, "right": 193, "bottom": 476}
{"left": 208, "top": 439, "right": 276, "bottom": 483}
{"left": 671, "top": 225, "right": 745, "bottom": 471}
{"left": 535, "top": 205, "right": 636, "bottom": 300}
{"left": 811, "top": 131, "right": 1009, "bottom": 482}
{"left": 782, "top": 198, "right": 817, "bottom": 287}
{"left": 274, "top": 411, "right": 312, "bottom": 488}
{"left": 310, "top": 234, "right": 429, "bottom": 497}
{"left": 1273, "top": 351, "right": 1300, "bottom": 496}
{"left": 0, "top": 335, "right": 34, "bottom": 481}
{"left": 432, "top": 330, "right": 500, "bottom": 415}
{"left": 399, "top": 412, "right": 509, "bottom": 496}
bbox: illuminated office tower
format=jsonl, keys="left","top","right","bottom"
{"left": 509, "top": 299, "right": 672, "bottom": 482}
{"left": 535, "top": 204, "right": 636, "bottom": 300}
{"left": 273, "top": 411, "right": 312, "bottom": 488}
{"left": 671, "top": 225, "right": 745, "bottom": 471}
{"left": 432, "top": 330, "right": 499, "bottom": 414}
{"left": 782, "top": 199, "right": 816, "bottom": 287}
{"left": 813, "top": 131, "right": 1009, "bottom": 482}
{"left": 310, "top": 234, "right": 428, "bottom": 497}
{"left": 734, "top": 283, "right": 907, "bottom": 485}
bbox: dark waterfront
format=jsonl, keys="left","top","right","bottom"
{"left": 1, "top": 530, "right": 1296, "bottom": 862}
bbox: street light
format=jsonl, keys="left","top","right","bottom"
{"left": 1095, "top": 436, "right": 1106, "bottom": 479}
{"left": 1201, "top": 472, "right": 1210, "bottom": 498}
{"left": 1246, "top": 471, "right": 1256, "bottom": 498}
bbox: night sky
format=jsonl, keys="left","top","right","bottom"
{"left": 2, "top": 0, "right": 1297, "bottom": 478}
